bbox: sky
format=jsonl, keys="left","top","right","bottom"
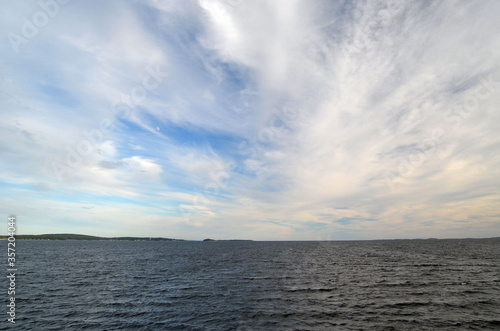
{"left": 1, "top": 0, "right": 499, "bottom": 240}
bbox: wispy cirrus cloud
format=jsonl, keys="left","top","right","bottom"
{"left": 0, "top": 0, "right": 499, "bottom": 239}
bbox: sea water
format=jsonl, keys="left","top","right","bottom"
{"left": 9, "top": 239, "right": 500, "bottom": 330}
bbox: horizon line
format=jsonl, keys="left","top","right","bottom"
{"left": 2, "top": 233, "right": 499, "bottom": 241}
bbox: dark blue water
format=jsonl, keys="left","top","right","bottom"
{"left": 5, "top": 239, "right": 500, "bottom": 330}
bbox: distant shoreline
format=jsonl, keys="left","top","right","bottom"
{"left": 0, "top": 234, "right": 498, "bottom": 241}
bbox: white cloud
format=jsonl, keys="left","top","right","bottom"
{"left": 0, "top": 0, "right": 499, "bottom": 239}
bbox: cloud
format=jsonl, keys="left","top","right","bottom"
{"left": 0, "top": 0, "right": 499, "bottom": 239}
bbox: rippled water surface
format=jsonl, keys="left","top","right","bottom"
{"left": 8, "top": 239, "right": 500, "bottom": 330}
